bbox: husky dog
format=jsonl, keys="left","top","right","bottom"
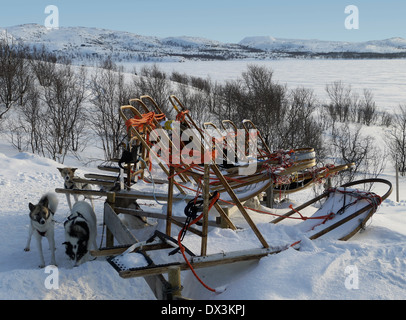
{"left": 63, "top": 201, "right": 97, "bottom": 267}
{"left": 57, "top": 167, "right": 94, "bottom": 210}
{"left": 24, "top": 193, "right": 59, "bottom": 268}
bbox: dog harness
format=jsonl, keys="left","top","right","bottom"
{"left": 64, "top": 212, "right": 87, "bottom": 225}
{"left": 64, "top": 182, "right": 89, "bottom": 190}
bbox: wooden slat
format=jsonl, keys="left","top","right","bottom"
{"left": 55, "top": 188, "right": 194, "bottom": 201}
{"left": 98, "top": 165, "right": 123, "bottom": 173}
{"left": 201, "top": 164, "right": 210, "bottom": 256}
{"left": 104, "top": 202, "right": 138, "bottom": 245}
{"left": 55, "top": 188, "right": 109, "bottom": 197}
{"left": 166, "top": 166, "right": 174, "bottom": 235}
{"left": 85, "top": 173, "right": 119, "bottom": 181}
{"left": 114, "top": 207, "right": 220, "bottom": 228}
{"left": 104, "top": 202, "right": 172, "bottom": 300}
{"left": 119, "top": 247, "right": 280, "bottom": 279}
{"left": 73, "top": 177, "right": 115, "bottom": 187}
{"left": 91, "top": 242, "right": 174, "bottom": 257}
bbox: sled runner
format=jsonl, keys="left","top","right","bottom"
{"left": 272, "top": 178, "right": 392, "bottom": 241}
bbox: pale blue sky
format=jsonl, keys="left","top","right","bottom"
{"left": 1, "top": 0, "right": 405, "bottom": 43}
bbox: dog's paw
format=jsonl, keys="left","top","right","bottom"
{"left": 38, "top": 264, "right": 45, "bottom": 268}
{"left": 24, "top": 247, "right": 30, "bottom": 252}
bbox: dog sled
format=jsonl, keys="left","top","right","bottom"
{"left": 62, "top": 94, "right": 389, "bottom": 300}
{"left": 119, "top": 95, "right": 353, "bottom": 204}
{"left": 105, "top": 177, "right": 392, "bottom": 298}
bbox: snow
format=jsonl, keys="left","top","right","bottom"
{"left": 1, "top": 132, "right": 406, "bottom": 300}
{"left": 1, "top": 59, "right": 406, "bottom": 301}
{"left": 128, "top": 59, "right": 406, "bottom": 111}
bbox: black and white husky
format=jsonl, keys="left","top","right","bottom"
{"left": 24, "top": 192, "right": 59, "bottom": 268}
{"left": 57, "top": 167, "right": 95, "bottom": 210}
{"left": 63, "top": 201, "right": 97, "bottom": 267}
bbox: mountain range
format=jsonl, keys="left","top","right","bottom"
{"left": 1, "top": 24, "right": 406, "bottom": 63}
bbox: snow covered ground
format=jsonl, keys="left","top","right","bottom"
{"left": 1, "top": 59, "right": 406, "bottom": 300}
{"left": 128, "top": 59, "right": 406, "bottom": 112}
{"left": 1, "top": 128, "right": 405, "bottom": 300}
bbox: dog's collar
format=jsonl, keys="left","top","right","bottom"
{"left": 37, "top": 230, "right": 47, "bottom": 237}
{"left": 64, "top": 182, "right": 74, "bottom": 189}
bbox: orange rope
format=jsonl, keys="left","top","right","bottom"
{"left": 175, "top": 110, "right": 189, "bottom": 123}
{"left": 125, "top": 112, "right": 166, "bottom": 133}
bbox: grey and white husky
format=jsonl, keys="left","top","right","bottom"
{"left": 24, "top": 192, "right": 59, "bottom": 268}
{"left": 63, "top": 201, "right": 97, "bottom": 267}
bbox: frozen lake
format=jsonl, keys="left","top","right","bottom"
{"left": 128, "top": 59, "right": 406, "bottom": 111}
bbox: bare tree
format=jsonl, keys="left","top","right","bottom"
{"left": 134, "top": 64, "right": 170, "bottom": 114}
{"left": 386, "top": 105, "right": 406, "bottom": 175}
{"left": 10, "top": 85, "right": 46, "bottom": 155}
{"left": 358, "top": 89, "right": 378, "bottom": 126}
{"left": 325, "top": 81, "right": 353, "bottom": 123}
{"left": 170, "top": 71, "right": 189, "bottom": 86}
{"left": 213, "top": 80, "right": 244, "bottom": 122}
{"left": 40, "top": 63, "right": 88, "bottom": 162}
{"left": 330, "top": 123, "right": 386, "bottom": 185}
{"left": 29, "top": 45, "right": 58, "bottom": 87}
{"left": 90, "top": 58, "right": 136, "bottom": 160}
{"left": 278, "top": 87, "right": 325, "bottom": 158}
{"left": 240, "top": 64, "right": 288, "bottom": 149}
{"left": 0, "top": 40, "right": 31, "bottom": 122}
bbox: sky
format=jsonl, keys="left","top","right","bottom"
{"left": 0, "top": 0, "right": 405, "bottom": 43}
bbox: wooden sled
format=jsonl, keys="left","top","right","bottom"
{"left": 104, "top": 178, "right": 391, "bottom": 300}
{"left": 272, "top": 178, "right": 392, "bottom": 241}
{"left": 167, "top": 95, "right": 353, "bottom": 199}
{"left": 121, "top": 99, "right": 318, "bottom": 203}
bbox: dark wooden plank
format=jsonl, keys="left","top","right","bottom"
{"left": 104, "top": 202, "right": 172, "bottom": 300}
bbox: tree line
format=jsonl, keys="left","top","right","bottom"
{"left": 0, "top": 40, "right": 404, "bottom": 184}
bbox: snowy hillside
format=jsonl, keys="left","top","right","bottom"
{"left": 240, "top": 36, "right": 406, "bottom": 54}
{"left": 2, "top": 24, "right": 406, "bottom": 64}
{"left": 0, "top": 24, "right": 266, "bottom": 63}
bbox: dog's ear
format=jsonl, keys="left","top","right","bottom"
{"left": 28, "top": 203, "right": 35, "bottom": 212}
{"left": 40, "top": 196, "right": 49, "bottom": 208}
{"left": 57, "top": 168, "right": 63, "bottom": 173}
{"left": 71, "top": 168, "right": 78, "bottom": 173}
